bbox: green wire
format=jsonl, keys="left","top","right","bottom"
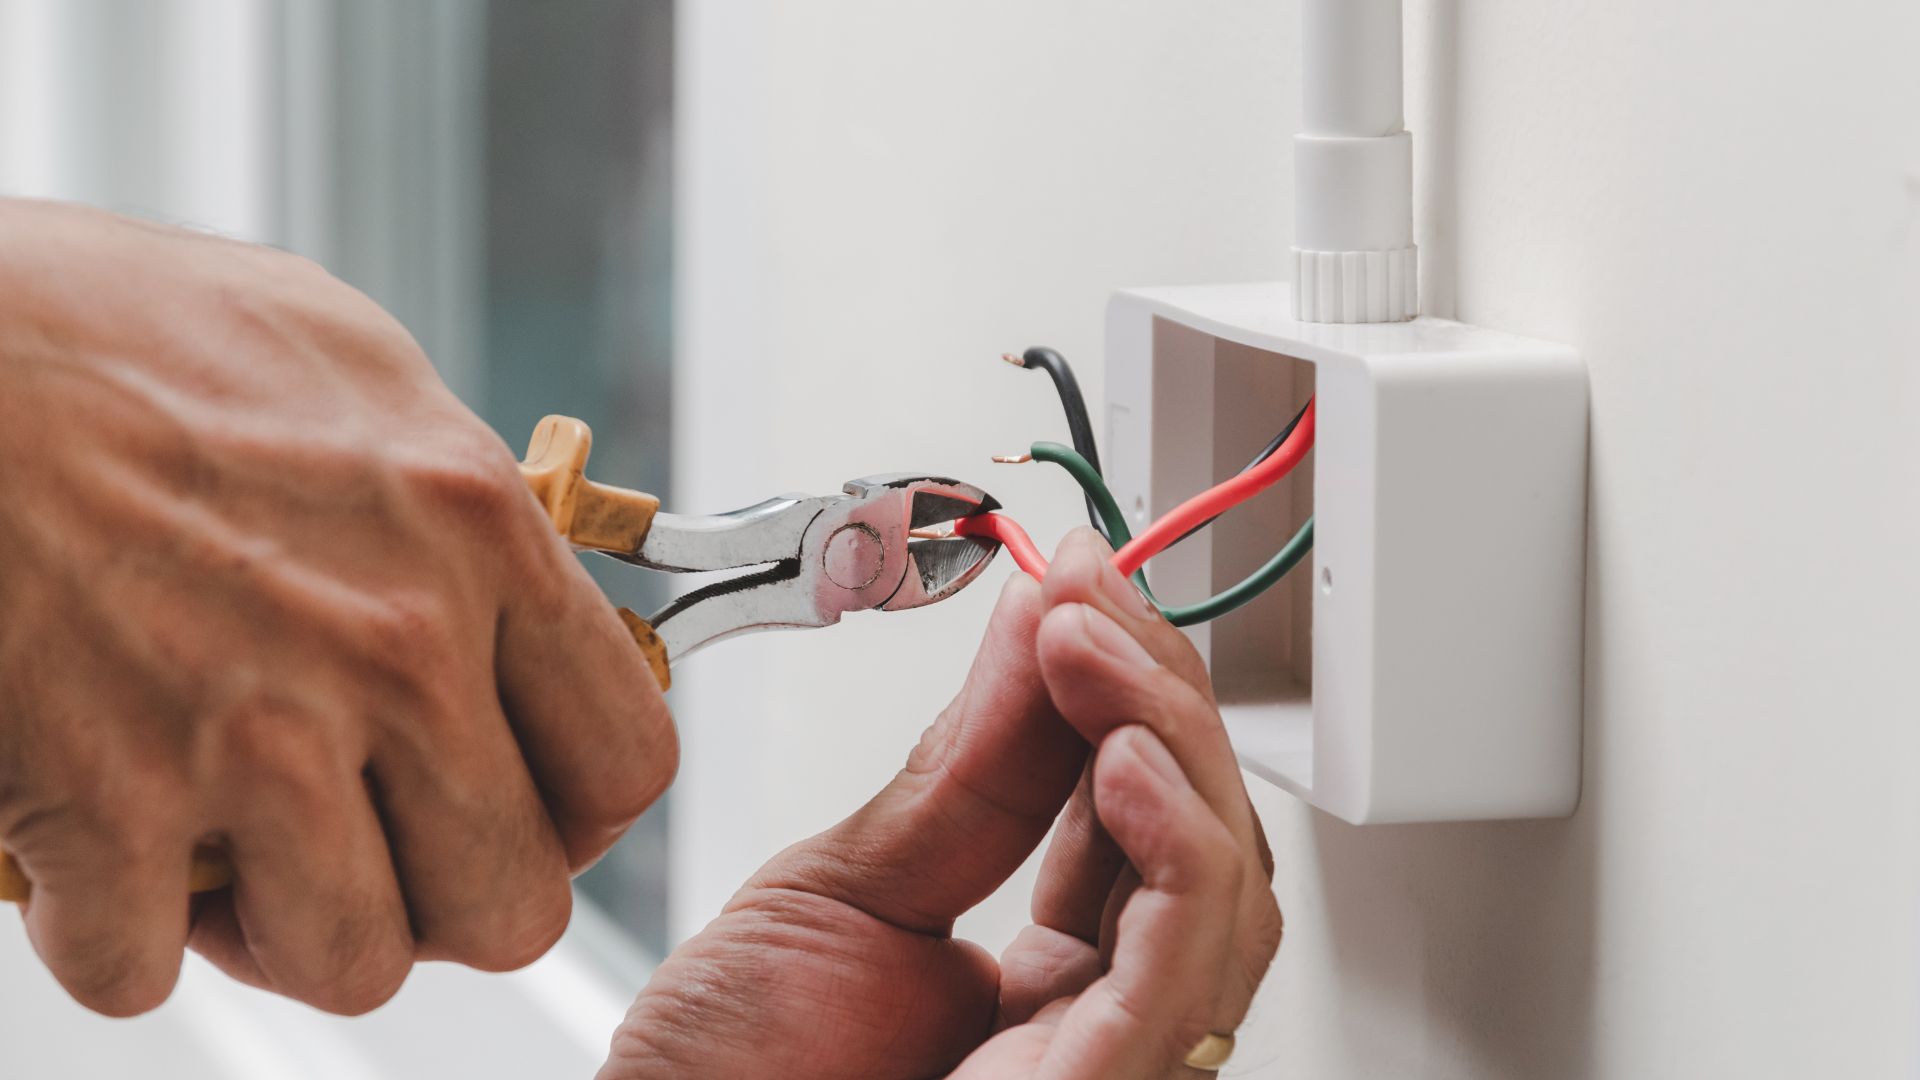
{"left": 1029, "top": 442, "right": 1157, "bottom": 599}
{"left": 1160, "top": 517, "right": 1314, "bottom": 627}
{"left": 1027, "top": 441, "right": 1315, "bottom": 628}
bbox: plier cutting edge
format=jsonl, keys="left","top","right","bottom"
{"left": 518, "top": 415, "right": 1003, "bottom": 689}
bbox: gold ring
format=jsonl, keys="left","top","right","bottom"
{"left": 1182, "top": 1031, "right": 1235, "bottom": 1071}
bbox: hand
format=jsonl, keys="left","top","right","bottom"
{"left": 0, "top": 200, "right": 677, "bottom": 1016}
{"left": 604, "top": 530, "right": 1281, "bottom": 1079}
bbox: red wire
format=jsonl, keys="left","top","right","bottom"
{"left": 959, "top": 397, "right": 1316, "bottom": 584}
{"left": 955, "top": 511, "right": 1051, "bottom": 578}
{"left": 1111, "top": 399, "right": 1314, "bottom": 578}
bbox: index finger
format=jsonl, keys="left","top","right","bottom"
{"left": 495, "top": 528, "right": 678, "bottom": 870}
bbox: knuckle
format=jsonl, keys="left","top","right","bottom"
{"left": 359, "top": 588, "right": 460, "bottom": 677}
{"left": 254, "top": 886, "right": 413, "bottom": 1015}
{"left": 309, "top": 948, "right": 411, "bottom": 1017}
{"left": 404, "top": 436, "right": 526, "bottom": 534}
{"left": 315, "top": 982, "right": 401, "bottom": 1018}
{"left": 469, "top": 878, "right": 573, "bottom": 973}
{"left": 217, "top": 703, "right": 346, "bottom": 809}
{"left": 414, "top": 823, "right": 573, "bottom": 974}
{"left": 71, "top": 977, "right": 177, "bottom": 1019}
{"left": 53, "top": 946, "right": 181, "bottom": 1018}
{"left": 579, "top": 731, "right": 678, "bottom": 833}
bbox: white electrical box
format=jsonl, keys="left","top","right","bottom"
{"left": 1105, "top": 282, "right": 1587, "bottom": 823}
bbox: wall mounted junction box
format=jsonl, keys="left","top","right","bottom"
{"left": 1104, "top": 282, "right": 1587, "bottom": 823}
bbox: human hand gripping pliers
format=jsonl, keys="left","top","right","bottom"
{"left": 517, "top": 416, "right": 1003, "bottom": 690}
{"left": 0, "top": 415, "right": 1004, "bottom": 903}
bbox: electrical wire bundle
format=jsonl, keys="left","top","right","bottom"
{"left": 958, "top": 346, "right": 1316, "bottom": 627}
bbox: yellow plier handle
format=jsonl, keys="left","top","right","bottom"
{"left": 1, "top": 416, "right": 661, "bottom": 903}
{"left": 517, "top": 415, "right": 674, "bottom": 692}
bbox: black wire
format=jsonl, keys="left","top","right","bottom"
{"left": 1009, "top": 344, "right": 1309, "bottom": 549}
{"left": 1241, "top": 401, "right": 1313, "bottom": 473}
{"left": 1015, "top": 346, "right": 1110, "bottom": 538}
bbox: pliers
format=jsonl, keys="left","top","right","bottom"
{"left": 518, "top": 416, "right": 1003, "bottom": 689}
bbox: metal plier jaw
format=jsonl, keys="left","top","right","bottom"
{"left": 519, "top": 416, "right": 1000, "bottom": 687}
{"left": 631, "top": 474, "right": 1000, "bottom": 663}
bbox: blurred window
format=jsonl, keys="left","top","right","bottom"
{"left": 478, "top": 0, "right": 675, "bottom": 961}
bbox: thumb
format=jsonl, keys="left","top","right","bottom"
{"left": 744, "top": 574, "right": 1087, "bottom": 932}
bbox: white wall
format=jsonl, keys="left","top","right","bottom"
{"left": 679, "top": 1, "right": 1920, "bottom": 1076}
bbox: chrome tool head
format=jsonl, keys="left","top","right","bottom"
{"left": 640, "top": 474, "right": 1001, "bottom": 664}
{"left": 839, "top": 474, "right": 1002, "bottom": 612}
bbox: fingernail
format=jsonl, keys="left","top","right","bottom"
{"left": 1077, "top": 604, "right": 1158, "bottom": 670}
{"left": 1123, "top": 726, "right": 1188, "bottom": 789}
{"left": 1097, "top": 558, "right": 1156, "bottom": 619}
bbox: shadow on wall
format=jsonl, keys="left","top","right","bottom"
{"left": 1307, "top": 808, "right": 1599, "bottom": 1078}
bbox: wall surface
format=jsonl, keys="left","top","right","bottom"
{"left": 1302, "top": 3, "right": 1920, "bottom": 1076}
{"left": 676, "top": 1, "right": 1920, "bottom": 1077}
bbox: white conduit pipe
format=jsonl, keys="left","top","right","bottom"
{"left": 1292, "top": 0, "right": 1418, "bottom": 323}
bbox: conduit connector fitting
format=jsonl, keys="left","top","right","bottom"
{"left": 1291, "top": 0, "right": 1418, "bottom": 324}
